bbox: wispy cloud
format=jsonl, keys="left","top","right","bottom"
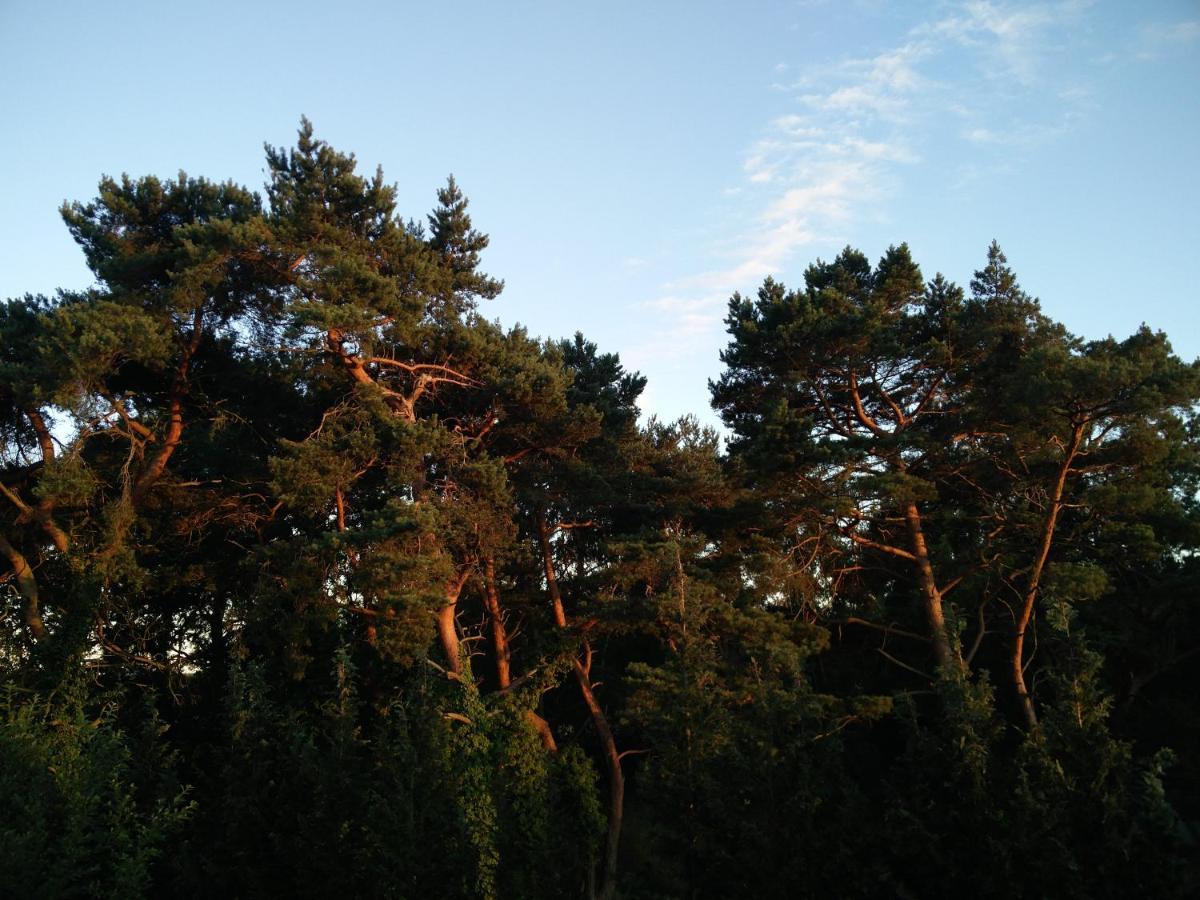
{"left": 924, "top": 0, "right": 1091, "bottom": 86}
{"left": 797, "top": 42, "right": 932, "bottom": 119}
{"left": 630, "top": 1, "right": 1111, "bottom": 418}
{"left": 1135, "top": 19, "right": 1200, "bottom": 60}
{"left": 960, "top": 116, "right": 1072, "bottom": 147}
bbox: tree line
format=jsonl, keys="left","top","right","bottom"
{"left": 2, "top": 122, "right": 1198, "bottom": 898}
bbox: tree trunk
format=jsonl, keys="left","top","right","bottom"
{"left": 24, "top": 408, "right": 55, "bottom": 463}
{"left": 903, "top": 501, "right": 959, "bottom": 674}
{"left": 133, "top": 307, "right": 203, "bottom": 504}
{"left": 538, "top": 511, "right": 622, "bottom": 899}
{"left": 21, "top": 408, "right": 70, "bottom": 553}
{"left": 0, "top": 481, "right": 69, "bottom": 554}
{"left": 438, "top": 569, "right": 472, "bottom": 676}
{"left": 481, "top": 553, "right": 558, "bottom": 750}
{"left": 482, "top": 555, "right": 512, "bottom": 688}
{"left": 1012, "top": 423, "right": 1085, "bottom": 729}
{"left": 538, "top": 512, "right": 569, "bottom": 629}
{"left": 1, "top": 532, "right": 44, "bottom": 641}
{"left": 575, "top": 654, "right": 623, "bottom": 900}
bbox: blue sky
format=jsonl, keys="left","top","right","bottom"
{"left": 2, "top": 1, "right": 1197, "bottom": 425}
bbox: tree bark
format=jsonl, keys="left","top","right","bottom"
{"left": 1, "top": 532, "right": 44, "bottom": 641}
{"left": 24, "top": 408, "right": 55, "bottom": 463}
{"left": 903, "top": 501, "right": 959, "bottom": 674}
{"left": 575, "top": 652, "right": 623, "bottom": 900}
{"left": 334, "top": 487, "right": 346, "bottom": 532}
{"left": 4, "top": 409, "right": 70, "bottom": 553}
{"left": 482, "top": 554, "right": 557, "bottom": 750}
{"left": 538, "top": 510, "right": 622, "bottom": 899}
{"left": 133, "top": 307, "right": 203, "bottom": 503}
{"left": 437, "top": 569, "right": 472, "bottom": 676}
{"left": 0, "top": 481, "right": 69, "bottom": 554}
{"left": 538, "top": 512, "right": 569, "bottom": 630}
{"left": 1012, "top": 422, "right": 1085, "bottom": 729}
{"left": 482, "top": 555, "right": 512, "bottom": 688}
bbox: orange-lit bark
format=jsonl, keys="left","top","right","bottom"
{"left": 831, "top": 371, "right": 963, "bottom": 676}
{"left": 526, "top": 711, "right": 558, "bottom": 753}
{"left": 133, "top": 308, "right": 203, "bottom": 503}
{"left": 437, "top": 569, "right": 472, "bottom": 676}
{"left": 574, "top": 648, "right": 622, "bottom": 900}
{"left": 325, "top": 330, "right": 476, "bottom": 423}
{"left": 482, "top": 554, "right": 557, "bottom": 750}
{"left": 538, "top": 512, "right": 570, "bottom": 629}
{"left": 482, "top": 555, "right": 512, "bottom": 688}
{"left": 0, "top": 481, "right": 69, "bottom": 555}
{"left": 1012, "top": 422, "right": 1085, "bottom": 729}
{"left": 24, "top": 408, "right": 55, "bottom": 465}
{"left": 538, "top": 510, "right": 622, "bottom": 899}
{"left": 0, "top": 532, "right": 44, "bottom": 641}
{"left": 903, "top": 501, "right": 960, "bottom": 674}
{"left": 7, "top": 408, "right": 70, "bottom": 553}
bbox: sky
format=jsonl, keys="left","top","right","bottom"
{"left": 2, "top": 0, "right": 1198, "bottom": 427}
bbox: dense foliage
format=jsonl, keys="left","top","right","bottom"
{"left": 2, "top": 123, "right": 1197, "bottom": 898}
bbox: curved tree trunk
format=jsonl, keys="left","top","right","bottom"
{"left": 538, "top": 511, "right": 622, "bottom": 899}
{"left": 1, "top": 532, "right": 44, "bottom": 641}
{"left": 1012, "top": 422, "right": 1085, "bottom": 729}
{"left": 438, "top": 569, "right": 472, "bottom": 676}
{"left": 575, "top": 653, "right": 623, "bottom": 900}
{"left": 23, "top": 408, "right": 69, "bottom": 553}
{"left": 133, "top": 307, "right": 203, "bottom": 504}
{"left": 483, "top": 554, "right": 557, "bottom": 750}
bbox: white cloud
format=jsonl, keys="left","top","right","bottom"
{"left": 632, "top": 0, "right": 1103, "bottom": 417}
{"left": 763, "top": 166, "right": 860, "bottom": 223}
{"left": 669, "top": 39, "right": 933, "bottom": 309}
{"left": 925, "top": 1, "right": 1091, "bottom": 85}
{"left": 1136, "top": 20, "right": 1200, "bottom": 59}
{"left": 1166, "top": 20, "right": 1200, "bottom": 42}
{"left": 961, "top": 113, "right": 1073, "bottom": 148}
{"left": 798, "top": 42, "right": 932, "bottom": 121}
{"left": 639, "top": 155, "right": 882, "bottom": 348}
{"left": 645, "top": 294, "right": 726, "bottom": 338}
{"left": 963, "top": 127, "right": 999, "bottom": 144}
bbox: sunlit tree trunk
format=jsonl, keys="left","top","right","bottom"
{"left": 538, "top": 510, "right": 622, "bottom": 900}
{"left": 438, "top": 569, "right": 472, "bottom": 676}
{"left": 483, "top": 554, "right": 557, "bottom": 750}
{"left": 1012, "top": 422, "right": 1085, "bottom": 729}
{"left": 0, "top": 532, "right": 44, "bottom": 641}
{"left": 903, "top": 501, "right": 960, "bottom": 674}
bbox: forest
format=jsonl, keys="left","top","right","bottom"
{"left": 1, "top": 122, "right": 1198, "bottom": 899}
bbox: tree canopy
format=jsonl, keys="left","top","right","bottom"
{"left": 2, "top": 124, "right": 1197, "bottom": 899}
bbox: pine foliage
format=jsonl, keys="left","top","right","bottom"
{"left": 1, "top": 125, "right": 1197, "bottom": 898}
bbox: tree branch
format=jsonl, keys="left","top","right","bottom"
{"left": 848, "top": 371, "right": 887, "bottom": 436}
{"left": 847, "top": 531, "right": 918, "bottom": 562}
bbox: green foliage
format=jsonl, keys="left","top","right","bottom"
{"left": 0, "top": 683, "right": 191, "bottom": 899}
{"left": 2, "top": 127, "right": 1196, "bottom": 898}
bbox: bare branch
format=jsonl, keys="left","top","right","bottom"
{"left": 847, "top": 531, "right": 918, "bottom": 562}
{"left": 876, "top": 647, "right": 932, "bottom": 681}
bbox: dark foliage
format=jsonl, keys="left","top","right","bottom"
{"left": 2, "top": 125, "right": 1196, "bottom": 898}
